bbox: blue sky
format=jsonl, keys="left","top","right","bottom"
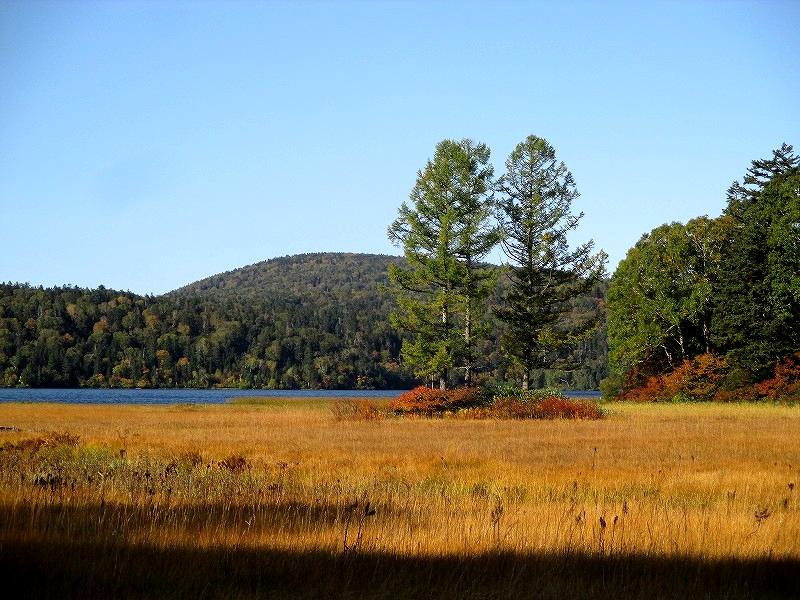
{"left": 1, "top": 0, "right": 798, "bottom": 295}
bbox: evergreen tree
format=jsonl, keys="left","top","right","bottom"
{"left": 713, "top": 144, "right": 800, "bottom": 378}
{"left": 387, "top": 139, "right": 497, "bottom": 388}
{"left": 495, "top": 135, "right": 606, "bottom": 389}
{"left": 451, "top": 142, "right": 501, "bottom": 385}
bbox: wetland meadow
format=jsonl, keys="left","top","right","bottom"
{"left": 0, "top": 398, "right": 798, "bottom": 598}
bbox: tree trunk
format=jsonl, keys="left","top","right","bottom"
{"left": 464, "top": 301, "right": 472, "bottom": 386}
{"left": 677, "top": 327, "right": 686, "bottom": 362}
{"left": 522, "top": 370, "right": 530, "bottom": 391}
{"left": 663, "top": 345, "right": 674, "bottom": 368}
{"left": 441, "top": 292, "right": 449, "bottom": 391}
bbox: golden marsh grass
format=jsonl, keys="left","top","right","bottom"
{"left": 0, "top": 400, "right": 798, "bottom": 598}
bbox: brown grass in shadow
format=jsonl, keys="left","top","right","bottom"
{"left": 2, "top": 530, "right": 798, "bottom": 600}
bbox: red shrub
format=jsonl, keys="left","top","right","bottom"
{"left": 622, "top": 375, "right": 668, "bottom": 402}
{"left": 663, "top": 353, "right": 729, "bottom": 400}
{"left": 471, "top": 397, "right": 536, "bottom": 419}
{"left": 622, "top": 352, "right": 800, "bottom": 404}
{"left": 457, "top": 395, "right": 603, "bottom": 420}
{"left": 623, "top": 353, "right": 728, "bottom": 402}
{"left": 388, "top": 386, "right": 481, "bottom": 416}
{"left": 755, "top": 352, "right": 800, "bottom": 402}
{"left": 532, "top": 396, "right": 604, "bottom": 420}
{"left": 389, "top": 386, "right": 446, "bottom": 415}
{"left": 391, "top": 387, "right": 603, "bottom": 419}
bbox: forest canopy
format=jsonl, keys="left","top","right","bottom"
{"left": 605, "top": 144, "right": 800, "bottom": 401}
{"left": 0, "top": 253, "right": 608, "bottom": 390}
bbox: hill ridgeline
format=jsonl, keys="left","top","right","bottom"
{"left": 0, "top": 253, "right": 607, "bottom": 389}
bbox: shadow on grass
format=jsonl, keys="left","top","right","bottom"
{"left": 1, "top": 503, "right": 797, "bottom": 599}
{"left": 1, "top": 497, "right": 392, "bottom": 535}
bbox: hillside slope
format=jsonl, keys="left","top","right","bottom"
{"left": 0, "top": 253, "right": 607, "bottom": 389}
{"left": 171, "top": 253, "right": 404, "bottom": 301}
{"left": 171, "top": 251, "right": 608, "bottom": 389}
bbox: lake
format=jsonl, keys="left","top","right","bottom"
{"left": 0, "top": 388, "right": 601, "bottom": 404}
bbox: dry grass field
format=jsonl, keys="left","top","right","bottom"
{"left": 1, "top": 399, "right": 798, "bottom": 598}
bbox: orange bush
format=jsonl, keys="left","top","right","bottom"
{"left": 623, "top": 353, "right": 728, "bottom": 402}
{"left": 622, "top": 375, "right": 668, "bottom": 402}
{"left": 755, "top": 352, "right": 800, "bottom": 402}
{"left": 388, "top": 386, "right": 482, "bottom": 416}
{"left": 622, "top": 352, "right": 800, "bottom": 403}
{"left": 330, "top": 399, "right": 385, "bottom": 421}
{"left": 391, "top": 387, "right": 603, "bottom": 420}
{"left": 712, "top": 354, "right": 800, "bottom": 403}
{"left": 474, "top": 396, "right": 603, "bottom": 420}
{"left": 662, "top": 353, "right": 729, "bottom": 401}
{"left": 533, "top": 396, "right": 604, "bottom": 419}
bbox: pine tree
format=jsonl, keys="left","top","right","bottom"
{"left": 388, "top": 139, "right": 497, "bottom": 388}
{"left": 495, "top": 135, "right": 606, "bottom": 390}
{"left": 713, "top": 144, "right": 800, "bottom": 378}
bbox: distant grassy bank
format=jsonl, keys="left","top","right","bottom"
{"left": 0, "top": 400, "right": 798, "bottom": 598}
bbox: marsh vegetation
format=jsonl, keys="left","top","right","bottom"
{"left": 1, "top": 399, "right": 798, "bottom": 598}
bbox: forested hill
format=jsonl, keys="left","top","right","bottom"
{"left": 0, "top": 253, "right": 607, "bottom": 390}
{"left": 171, "top": 253, "right": 404, "bottom": 302}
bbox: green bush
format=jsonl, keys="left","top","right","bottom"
{"left": 479, "top": 383, "right": 568, "bottom": 404}
{"left": 599, "top": 373, "right": 623, "bottom": 400}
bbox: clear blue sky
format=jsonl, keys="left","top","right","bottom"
{"left": 2, "top": 1, "right": 798, "bottom": 295}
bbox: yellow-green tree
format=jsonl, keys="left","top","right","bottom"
{"left": 388, "top": 139, "right": 498, "bottom": 388}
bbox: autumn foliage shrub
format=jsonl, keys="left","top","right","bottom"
{"left": 664, "top": 353, "right": 729, "bottom": 401}
{"left": 533, "top": 396, "right": 604, "bottom": 419}
{"left": 390, "top": 386, "right": 603, "bottom": 420}
{"left": 754, "top": 352, "right": 800, "bottom": 403}
{"left": 388, "top": 386, "right": 482, "bottom": 416}
{"left": 330, "top": 399, "right": 385, "bottom": 421}
{"left": 620, "top": 352, "right": 800, "bottom": 403}
{"left": 621, "top": 375, "right": 667, "bottom": 402}
{"left": 472, "top": 395, "right": 603, "bottom": 420}
{"left": 621, "top": 353, "right": 728, "bottom": 402}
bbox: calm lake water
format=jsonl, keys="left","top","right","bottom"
{"left": 0, "top": 388, "right": 403, "bottom": 404}
{"left": 0, "top": 388, "right": 600, "bottom": 404}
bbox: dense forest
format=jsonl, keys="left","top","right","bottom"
{"left": 605, "top": 144, "right": 800, "bottom": 401}
{"left": 0, "top": 253, "right": 608, "bottom": 390}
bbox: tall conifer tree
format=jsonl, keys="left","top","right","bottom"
{"left": 713, "top": 144, "right": 800, "bottom": 378}
{"left": 495, "top": 135, "right": 606, "bottom": 389}
{"left": 388, "top": 139, "right": 497, "bottom": 389}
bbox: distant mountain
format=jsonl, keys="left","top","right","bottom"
{"left": 168, "top": 251, "right": 607, "bottom": 389}
{"left": 0, "top": 253, "right": 607, "bottom": 390}
{"left": 170, "top": 252, "right": 404, "bottom": 302}
{"left": 0, "top": 254, "right": 415, "bottom": 390}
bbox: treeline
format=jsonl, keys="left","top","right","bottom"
{"left": 605, "top": 144, "right": 800, "bottom": 400}
{"left": 0, "top": 278, "right": 408, "bottom": 390}
{"left": 0, "top": 254, "right": 608, "bottom": 389}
